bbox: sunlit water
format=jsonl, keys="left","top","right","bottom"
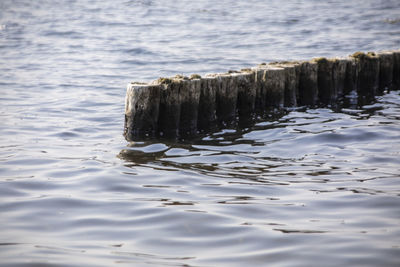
{"left": 1, "top": 0, "right": 400, "bottom": 266}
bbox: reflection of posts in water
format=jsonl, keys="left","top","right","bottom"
{"left": 118, "top": 143, "right": 169, "bottom": 165}
{"left": 124, "top": 50, "right": 400, "bottom": 141}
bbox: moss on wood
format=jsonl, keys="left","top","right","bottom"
{"left": 157, "top": 77, "right": 173, "bottom": 84}
{"left": 189, "top": 74, "right": 202, "bottom": 79}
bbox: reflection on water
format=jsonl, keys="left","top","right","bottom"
{"left": 2, "top": 90, "right": 400, "bottom": 266}
{"left": 120, "top": 91, "right": 399, "bottom": 180}
{"left": 113, "top": 91, "right": 400, "bottom": 266}
{"left": 1, "top": 0, "right": 400, "bottom": 266}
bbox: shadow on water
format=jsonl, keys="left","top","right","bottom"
{"left": 119, "top": 111, "right": 286, "bottom": 164}
{"left": 118, "top": 90, "right": 387, "bottom": 169}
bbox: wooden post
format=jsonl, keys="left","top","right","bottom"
{"left": 124, "top": 83, "right": 161, "bottom": 140}
{"left": 298, "top": 61, "right": 318, "bottom": 106}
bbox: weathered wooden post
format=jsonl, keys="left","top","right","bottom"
{"left": 254, "top": 67, "right": 268, "bottom": 112}
{"left": 124, "top": 83, "right": 161, "bottom": 140}
{"left": 391, "top": 50, "right": 400, "bottom": 90}
{"left": 344, "top": 57, "right": 358, "bottom": 95}
{"left": 352, "top": 52, "right": 380, "bottom": 97}
{"left": 197, "top": 76, "right": 217, "bottom": 132}
{"left": 234, "top": 70, "right": 257, "bottom": 120}
{"left": 269, "top": 61, "right": 302, "bottom": 107}
{"left": 178, "top": 76, "right": 201, "bottom": 137}
{"left": 298, "top": 60, "right": 318, "bottom": 106}
{"left": 377, "top": 51, "right": 394, "bottom": 93}
{"left": 332, "top": 58, "right": 348, "bottom": 100}
{"left": 211, "top": 73, "right": 239, "bottom": 126}
{"left": 263, "top": 66, "right": 286, "bottom": 109}
{"left": 255, "top": 64, "right": 286, "bottom": 110}
{"left": 157, "top": 78, "right": 182, "bottom": 138}
{"left": 314, "top": 57, "right": 335, "bottom": 105}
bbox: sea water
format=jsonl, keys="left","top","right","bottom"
{"left": 1, "top": 0, "right": 400, "bottom": 266}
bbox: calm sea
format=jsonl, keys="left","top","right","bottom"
{"left": 1, "top": 0, "right": 400, "bottom": 266}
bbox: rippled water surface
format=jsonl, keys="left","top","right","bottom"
{"left": 1, "top": 0, "right": 400, "bottom": 266}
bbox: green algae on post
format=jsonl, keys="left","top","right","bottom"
{"left": 352, "top": 51, "right": 366, "bottom": 59}
{"left": 190, "top": 74, "right": 202, "bottom": 79}
{"left": 313, "top": 57, "right": 329, "bottom": 64}
{"left": 156, "top": 77, "right": 174, "bottom": 85}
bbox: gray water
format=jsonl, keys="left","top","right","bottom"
{"left": 1, "top": 0, "right": 400, "bottom": 266}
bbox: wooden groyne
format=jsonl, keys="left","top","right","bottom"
{"left": 124, "top": 50, "right": 400, "bottom": 140}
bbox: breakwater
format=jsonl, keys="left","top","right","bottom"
{"left": 124, "top": 50, "right": 400, "bottom": 140}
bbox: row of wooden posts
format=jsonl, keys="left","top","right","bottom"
{"left": 124, "top": 50, "right": 400, "bottom": 140}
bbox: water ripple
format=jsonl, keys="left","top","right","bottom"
{"left": 1, "top": 0, "right": 400, "bottom": 266}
